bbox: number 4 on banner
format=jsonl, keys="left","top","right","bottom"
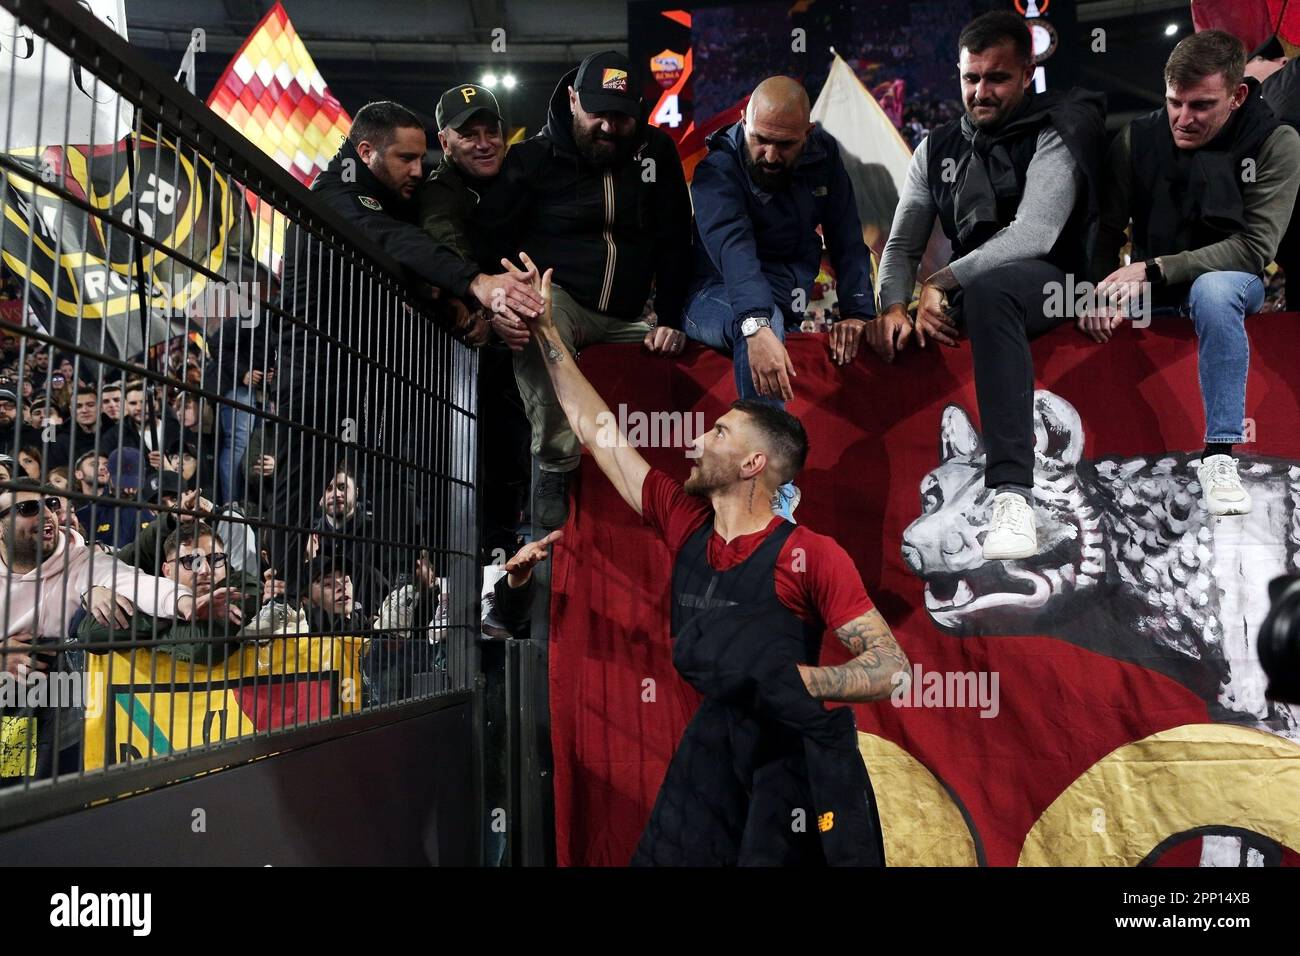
{"left": 654, "top": 94, "right": 682, "bottom": 129}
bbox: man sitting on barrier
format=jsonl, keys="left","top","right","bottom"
{"left": 869, "top": 11, "right": 1106, "bottom": 561}
{"left": 476, "top": 51, "right": 694, "bottom": 529}
{"left": 77, "top": 521, "right": 256, "bottom": 667}
{"left": 517, "top": 252, "right": 907, "bottom": 866}
{"left": 1088, "top": 30, "right": 1300, "bottom": 516}
{"left": 683, "top": 76, "right": 875, "bottom": 520}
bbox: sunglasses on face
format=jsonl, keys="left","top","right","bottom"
{"left": 175, "top": 551, "right": 227, "bottom": 571}
{"left": 0, "top": 496, "right": 61, "bottom": 520}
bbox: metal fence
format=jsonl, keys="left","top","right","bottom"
{"left": 0, "top": 0, "right": 478, "bottom": 812}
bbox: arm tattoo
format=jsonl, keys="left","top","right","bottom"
{"left": 542, "top": 332, "right": 566, "bottom": 365}
{"left": 802, "top": 609, "right": 909, "bottom": 703}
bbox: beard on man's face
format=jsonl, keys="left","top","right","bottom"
{"left": 744, "top": 147, "right": 793, "bottom": 191}
{"left": 573, "top": 117, "right": 635, "bottom": 167}
{"left": 683, "top": 454, "right": 731, "bottom": 497}
{"left": 6, "top": 521, "right": 55, "bottom": 566}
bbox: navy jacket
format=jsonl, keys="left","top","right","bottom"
{"left": 690, "top": 121, "right": 875, "bottom": 324}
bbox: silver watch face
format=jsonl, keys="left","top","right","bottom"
{"left": 741, "top": 317, "right": 758, "bottom": 336}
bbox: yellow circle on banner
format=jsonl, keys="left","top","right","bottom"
{"left": 1020, "top": 724, "right": 1300, "bottom": 866}
{"left": 857, "top": 732, "right": 981, "bottom": 866}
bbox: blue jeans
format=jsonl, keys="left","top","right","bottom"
{"left": 1157, "top": 271, "right": 1264, "bottom": 444}
{"left": 217, "top": 385, "right": 257, "bottom": 504}
{"left": 682, "top": 280, "right": 788, "bottom": 409}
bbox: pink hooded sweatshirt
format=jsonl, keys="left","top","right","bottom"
{"left": 1, "top": 528, "right": 192, "bottom": 638}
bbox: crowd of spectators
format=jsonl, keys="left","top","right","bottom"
{"left": 4, "top": 12, "right": 1299, "bottom": 811}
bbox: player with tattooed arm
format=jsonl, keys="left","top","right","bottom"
{"left": 514, "top": 252, "right": 908, "bottom": 866}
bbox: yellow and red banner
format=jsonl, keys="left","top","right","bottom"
{"left": 206, "top": 2, "right": 352, "bottom": 273}
{"left": 84, "top": 634, "right": 365, "bottom": 770}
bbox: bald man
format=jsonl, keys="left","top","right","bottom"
{"left": 683, "top": 76, "right": 875, "bottom": 518}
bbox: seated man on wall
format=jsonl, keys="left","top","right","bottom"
{"left": 1088, "top": 30, "right": 1300, "bottom": 515}
{"left": 684, "top": 75, "right": 875, "bottom": 429}
{"left": 868, "top": 11, "right": 1106, "bottom": 561}
{"left": 471, "top": 51, "right": 695, "bottom": 529}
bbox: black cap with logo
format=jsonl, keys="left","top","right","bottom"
{"left": 573, "top": 50, "right": 641, "bottom": 117}
{"left": 436, "top": 84, "right": 504, "bottom": 131}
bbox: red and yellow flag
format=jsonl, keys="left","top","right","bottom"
{"left": 206, "top": 2, "right": 352, "bottom": 272}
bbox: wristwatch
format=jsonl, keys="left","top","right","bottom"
{"left": 1144, "top": 257, "right": 1166, "bottom": 289}
{"left": 740, "top": 315, "right": 773, "bottom": 337}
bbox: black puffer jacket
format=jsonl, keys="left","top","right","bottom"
{"left": 480, "top": 70, "right": 693, "bottom": 327}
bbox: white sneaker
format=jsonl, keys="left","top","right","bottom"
{"left": 1197, "top": 454, "right": 1252, "bottom": 516}
{"left": 982, "top": 492, "right": 1038, "bottom": 561}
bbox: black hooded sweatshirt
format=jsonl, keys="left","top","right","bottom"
{"left": 479, "top": 69, "right": 694, "bottom": 328}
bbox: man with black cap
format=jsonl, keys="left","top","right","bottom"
{"left": 417, "top": 84, "right": 535, "bottom": 558}
{"left": 0, "top": 387, "right": 43, "bottom": 462}
{"left": 416, "top": 84, "right": 543, "bottom": 324}
{"left": 481, "top": 50, "right": 693, "bottom": 528}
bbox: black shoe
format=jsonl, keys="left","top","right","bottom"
{"left": 533, "top": 470, "right": 572, "bottom": 529}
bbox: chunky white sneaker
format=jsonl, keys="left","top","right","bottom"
{"left": 982, "top": 492, "right": 1038, "bottom": 561}
{"left": 1197, "top": 454, "right": 1252, "bottom": 516}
